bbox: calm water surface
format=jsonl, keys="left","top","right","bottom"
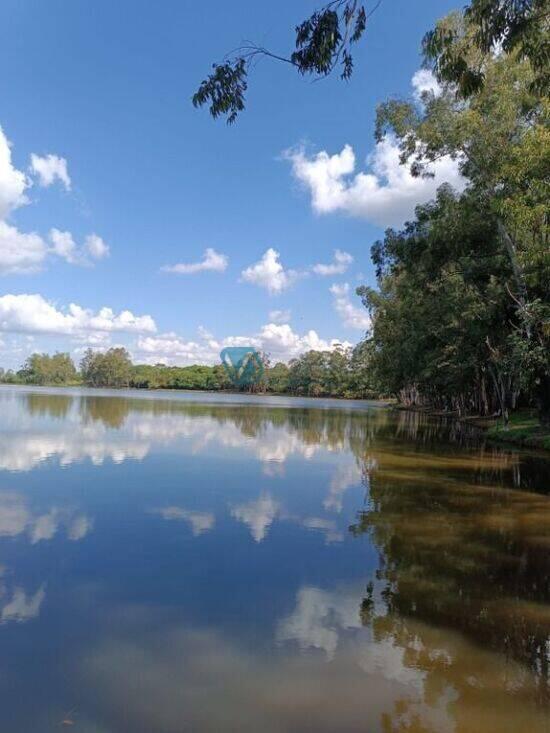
{"left": 0, "top": 385, "right": 549, "bottom": 732}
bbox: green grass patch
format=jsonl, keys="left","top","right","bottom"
{"left": 486, "top": 410, "right": 550, "bottom": 450}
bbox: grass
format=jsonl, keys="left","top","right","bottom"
{"left": 486, "top": 410, "right": 550, "bottom": 451}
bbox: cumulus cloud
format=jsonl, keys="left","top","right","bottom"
{"left": 0, "top": 126, "right": 28, "bottom": 218}
{"left": 136, "top": 321, "right": 351, "bottom": 367}
{"left": 286, "top": 71, "right": 464, "bottom": 228}
{"left": 85, "top": 233, "right": 110, "bottom": 260}
{"left": 312, "top": 249, "right": 353, "bottom": 276}
{"left": 241, "top": 248, "right": 300, "bottom": 294}
{"left": 49, "top": 228, "right": 78, "bottom": 263}
{"left": 0, "top": 221, "right": 47, "bottom": 274}
{"left": 330, "top": 283, "right": 370, "bottom": 331}
{"left": 0, "top": 125, "right": 111, "bottom": 275}
{"left": 162, "top": 248, "right": 228, "bottom": 275}
{"left": 49, "top": 229, "right": 110, "bottom": 265}
{"left": 0, "top": 128, "right": 47, "bottom": 274}
{"left": 287, "top": 138, "right": 465, "bottom": 229}
{"left": 0, "top": 293, "right": 156, "bottom": 339}
{"left": 269, "top": 309, "right": 291, "bottom": 324}
{"left": 411, "top": 69, "right": 441, "bottom": 101}
{"left": 30, "top": 153, "right": 71, "bottom": 190}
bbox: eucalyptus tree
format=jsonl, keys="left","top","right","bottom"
{"left": 193, "top": 0, "right": 548, "bottom": 123}
{"left": 374, "top": 13, "right": 549, "bottom": 422}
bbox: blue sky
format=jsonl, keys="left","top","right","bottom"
{"left": 0, "top": 0, "right": 461, "bottom": 368}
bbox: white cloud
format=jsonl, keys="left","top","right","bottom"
{"left": 30, "top": 153, "right": 71, "bottom": 190}
{"left": 0, "top": 293, "right": 157, "bottom": 338}
{"left": 0, "top": 220, "right": 47, "bottom": 274}
{"left": 312, "top": 249, "right": 353, "bottom": 276}
{"left": 0, "top": 125, "right": 110, "bottom": 276}
{"left": 288, "top": 138, "right": 465, "bottom": 229}
{"left": 48, "top": 229, "right": 110, "bottom": 265}
{"left": 136, "top": 322, "right": 351, "bottom": 367}
{"left": 286, "top": 69, "right": 464, "bottom": 229}
{"left": 411, "top": 69, "right": 441, "bottom": 101}
{"left": 162, "top": 248, "right": 228, "bottom": 275}
{"left": 49, "top": 228, "right": 78, "bottom": 263}
{"left": 241, "top": 248, "right": 300, "bottom": 294}
{"left": 258, "top": 323, "right": 351, "bottom": 360}
{"left": 330, "top": 283, "right": 371, "bottom": 331}
{"left": 268, "top": 309, "right": 291, "bottom": 324}
{"left": 85, "top": 233, "right": 110, "bottom": 260}
{"left": 231, "top": 492, "right": 280, "bottom": 542}
{"left": 0, "top": 126, "right": 28, "bottom": 218}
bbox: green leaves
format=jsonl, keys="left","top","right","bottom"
{"left": 424, "top": 1, "right": 550, "bottom": 98}
{"left": 192, "top": 58, "right": 248, "bottom": 125}
{"left": 192, "top": 1, "right": 369, "bottom": 123}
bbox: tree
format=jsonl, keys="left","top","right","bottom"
{"left": 80, "top": 348, "right": 132, "bottom": 388}
{"left": 424, "top": 0, "right": 549, "bottom": 97}
{"left": 193, "top": 0, "right": 548, "bottom": 123}
{"left": 374, "top": 17, "right": 549, "bottom": 423}
{"left": 18, "top": 352, "right": 77, "bottom": 385}
{"left": 267, "top": 362, "right": 290, "bottom": 393}
{"left": 193, "top": 1, "right": 374, "bottom": 124}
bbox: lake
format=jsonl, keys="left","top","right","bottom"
{"left": 0, "top": 385, "right": 549, "bottom": 732}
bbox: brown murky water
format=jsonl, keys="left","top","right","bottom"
{"left": 0, "top": 386, "right": 548, "bottom": 732}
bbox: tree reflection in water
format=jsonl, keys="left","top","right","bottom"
{"left": 2, "top": 388, "right": 548, "bottom": 730}
{"left": 351, "top": 440, "right": 550, "bottom": 711}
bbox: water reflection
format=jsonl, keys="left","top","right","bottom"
{"left": 152, "top": 506, "right": 215, "bottom": 536}
{"left": 0, "top": 387, "right": 548, "bottom": 731}
{"left": 1, "top": 584, "right": 46, "bottom": 624}
{"left": 0, "top": 490, "right": 92, "bottom": 545}
{"left": 351, "top": 461, "right": 550, "bottom": 705}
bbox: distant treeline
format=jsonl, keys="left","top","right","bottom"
{"left": 0, "top": 342, "right": 379, "bottom": 399}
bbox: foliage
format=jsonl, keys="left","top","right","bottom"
{"left": 371, "top": 15, "right": 549, "bottom": 423}
{"left": 17, "top": 352, "right": 77, "bottom": 386}
{"left": 1, "top": 344, "right": 380, "bottom": 400}
{"left": 286, "top": 343, "right": 379, "bottom": 398}
{"left": 80, "top": 348, "right": 133, "bottom": 388}
{"left": 424, "top": 0, "right": 550, "bottom": 97}
{"left": 193, "top": 0, "right": 548, "bottom": 122}
{"left": 193, "top": 0, "right": 373, "bottom": 123}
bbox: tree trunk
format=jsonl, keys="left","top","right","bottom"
{"left": 496, "top": 219, "right": 529, "bottom": 311}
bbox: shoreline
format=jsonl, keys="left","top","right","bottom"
{"left": 0, "top": 383, "right": 390, "bottom": 412}
{"left": 392, "top": 405, "right": 550, "bottom": 451}
{"left": 3, "top": 383, "right": 549, "bottom": 451}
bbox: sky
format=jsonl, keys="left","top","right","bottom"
{"left": 0, "top": 0, "right": 462, "bottom": 369}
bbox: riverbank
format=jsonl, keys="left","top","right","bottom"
{"left": 394, "top": 405, "right": 550, "bottom": 451}
{"left": 485, "top": 412, "right": 550, "bottom": 451}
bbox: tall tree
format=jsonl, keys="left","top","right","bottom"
{"left": 375, "top": 14, "right": 549, "bottom": 422}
